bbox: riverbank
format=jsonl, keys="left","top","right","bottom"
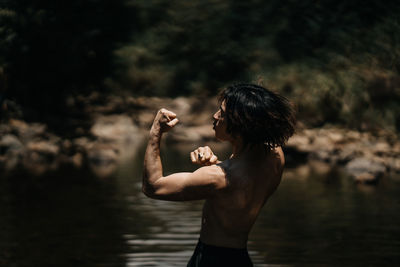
{"left": 0, "top": 93, "right": 399, "bottom": 183}
{"left": 286, "top": 128, "right": 400, "bottom": 183}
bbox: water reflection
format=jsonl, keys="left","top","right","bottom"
{"left": 0, "top": 168, "right": 128, "bottom": 267}
{"left": 251, "top": 165, "right": 400, "bottom": 266}
{"left": 1, "top": 143, "right": 400, "bottom": 266}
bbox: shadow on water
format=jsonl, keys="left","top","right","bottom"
{"left": 0, "top": 168, "right": 129, "bottom": 267}
{"left": 1, "top": 142, "right": 400, "bottom": 266}
{"left": 251, "top": 166, "right": 400, "bottom": 266}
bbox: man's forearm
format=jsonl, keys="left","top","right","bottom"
{"left": 143, "top": 129, "right": 163, "bottom": 194}
{"left": 142, "top": 108, "right": 179, "bottom": 196}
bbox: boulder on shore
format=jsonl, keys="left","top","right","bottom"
{"left": 0, "top": 134, "right": 24, "bottom": 171}
{"left": 286, "top": 127, "right": 400, "bottom": 184}
{"left": 345, "top": 158, "right": 386, "bottom": 184}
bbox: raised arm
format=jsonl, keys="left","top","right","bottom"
{"left": 142, "top": 108, "right": 178, "bottom": 189}
{"left": 142, "top": 109, "right": 227, "bottom": 201}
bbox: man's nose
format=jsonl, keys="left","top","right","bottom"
{"left": 213, "top": 112, "right": 218, "bottom": 120}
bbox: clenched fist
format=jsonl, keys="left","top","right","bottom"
{"left": 150, "top": 108, "right": 179, "bottom": 135}
{"left": 190, "top": 146, "right": 219, "bottom": 166}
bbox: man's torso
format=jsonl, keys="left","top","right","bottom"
{"left": 199, "top": 147, "right": 285, "bottom": 248}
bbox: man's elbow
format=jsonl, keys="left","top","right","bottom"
{"left": 142, "top": 182, "right": 156, "bottom": 198}
{"left": 142, "top": 172, "right": 159, "bottom": 198}
{"left": 142, "top": 181, "right": 171, "bottom": 200}
{"left": 142, "top": 179, "right": 165, "bottom": 199}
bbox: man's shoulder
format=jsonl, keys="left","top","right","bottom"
{"left": 273, "top": 146, "right": 285, "bottom": 168}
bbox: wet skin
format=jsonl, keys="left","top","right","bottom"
{"left": 143, "top": 102, "right": 284, "bottom": 248}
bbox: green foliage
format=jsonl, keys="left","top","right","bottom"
{"left": 0, "top": 0, "right": 137, "bottom": 113}
{"left": 112, "top": 0, "right": 400, "bottom": 131}
{"left": 115, "top": 0, "right": 253, "bottom": 96}
{"left": 1, "top": 0, "right": 400, "bottom": 131}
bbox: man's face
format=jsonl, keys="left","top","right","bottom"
{"left": 213, "top": 100, "right": 231, "bottom": 141}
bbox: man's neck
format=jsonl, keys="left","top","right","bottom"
{"left": 230, "top": 137, "right": 244, "bottom": 159}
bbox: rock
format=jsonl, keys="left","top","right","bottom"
{"left": 62, "top": 139, "right": 72, "bottom": 151}
{"left": 285, "top": 126, "right": 398, "bottom": 181}
{"left": 23, "top": 141, "right": 60, "bottom": 175}
{"left": 9, "top": 119, "right": 29, "bottom": 134}
{"left": 0, "top": 134, "right": 24, "bottom": 153}
{"left": 0, "top": 134, "right": 24, "bottom": 171}
{"left": 73, "top": 137, "right": 92, "bottom": 150}
{"left": 136, "top": 112, "right": 156, "bottom": 127}
{"left": 167, "top": 125, "right": 215, "bottom": 143}
{"left": 91, "top": 115, "right": 138, "bottom": 143}
{"left": 372, "top": 141, "right": 390, "bottom": 156}
{"left": 390, "top": 158, "right": 400, "bottom": 173}
{"left": 22, "top": 151, "right": 48, "bottom": 175}
{"left": 26, "top": 141, "right": 59, "bottom": 155}
{"left": 326, "top": 131, "right": 344, "bottom": 143}
{"left": 87, "top": 145, "right": 119, "bottom": 178}
{"left": 310, "top": 149, "right": 332, "bottom": 162}
{"left": 303, "top": 129, "right": 316, "bottom": 139}
{"left": 354, "top": 173, "right": 376, "bottom": 184}
{"left": 336, "top": 144, "right": 361, "bottom": 164}
{"left": 28, "top": 123, "right": 47, "bottom": 137}
{"left": 71, "top": 153, "right": 84, "bottom": 169}
{"left": 90, "top": 114, "right": 144, "bottom": 162}
{"left": 0, "top": 123, "right": 11, "bottom": 136}
{"left": 311, "top": 135, "right": 335, "bottom": 151}
{"left": 9, "top": 119, "right": 46, "bottom": 140}
{"left": 286, "top": 134, "right": 310, "bottom": 152}
{"left": 22, "top": 152, "right": 55, "bottom": 175}
{"left": 345, "top": 158, "right": 386, "bottom": 184}
{"left": 172, "top": 97, "right": 191, "bottom": 115}
{"left": 345, "top": 130, "right": 361, "bottom": 142}
{"left": 393, "top": 143, "right": 400, "bottom": 154}
{"left": 0, "top": 153, "right": 20, "bottom": 171}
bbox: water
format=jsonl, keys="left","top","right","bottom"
{"left": 1, "top": 143, "right": 400, "bottom": 266}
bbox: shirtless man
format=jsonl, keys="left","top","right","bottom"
{"left": 142, "top": 83, "right": 296, "bottom": 267}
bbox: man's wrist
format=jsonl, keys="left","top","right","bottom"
{"left": 150, "top": 125, "right": 163, "bottom": 139}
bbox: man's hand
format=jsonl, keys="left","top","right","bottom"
{"left": 190, "top": 146, "right": 219, "bottom": 166}
{"left": 150, "top": 108, "right": 179, "bottom": 136}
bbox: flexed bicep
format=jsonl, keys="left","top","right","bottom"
{"left": 145, "top": 165, "right": 227, "bottom": 201}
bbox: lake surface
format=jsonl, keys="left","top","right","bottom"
{"left": 1, "top": 143, "right": 400, "bottom": 266}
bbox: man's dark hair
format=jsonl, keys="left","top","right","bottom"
{"left": 219, "top": 83, "right": 296, "bottom": 148}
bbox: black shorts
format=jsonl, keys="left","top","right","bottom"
{"left": 187, "top": 239, "right": 253, "bottom": 267}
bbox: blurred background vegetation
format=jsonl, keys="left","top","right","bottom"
{"left": 1, "top": 0, "right": 399, "bottom": 132}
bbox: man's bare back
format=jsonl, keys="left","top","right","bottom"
{"left": 142, "top": 83, "right": 295, "bottom": 266}
{"left": 200, "top": 146, "right": 284, "bottom": 248}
